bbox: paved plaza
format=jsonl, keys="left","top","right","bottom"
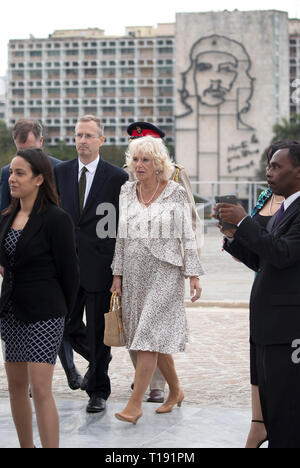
{"left": 0, "top": 227, "right": 260, "bottom": 448}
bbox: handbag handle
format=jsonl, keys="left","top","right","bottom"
{"left": 110, "top": 291, "right": 120, "bottom": 310}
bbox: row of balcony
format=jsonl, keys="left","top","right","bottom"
{"left": 41, "top": 116, "right": 173, "bottom": 125}
{"left": 10, "top": 65, "right": 174, "bottom": 77}
{"left": 10, "top": 88, "right": 173, "bottom": 97}
{"left": 11, "top": 105, "right": 173, "bottom": 115}
{"left": 11, "top": 71, "right": 173, "bottom": 80}
{"left": 9, "top": 43, "right": 173, "bottom": 53}
{"left": 10, "top": 98, "right": 173, "bottom": 105}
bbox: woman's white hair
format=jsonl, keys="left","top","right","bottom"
{"left": 125, "top": 135, "right": 173, "bottom": 182}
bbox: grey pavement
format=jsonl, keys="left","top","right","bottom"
{"left": 193, "top": 225, "right": 253, "bottom": 303}
{"left": 0, "top": 227, "right": 260, "bottom": 448}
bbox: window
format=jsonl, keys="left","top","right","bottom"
{"left": 47, "top": 50, "right": 60, "bottom": 57}
{"left": 66, "top": 50, "right": 78, "bottom": 56}
{"left": 158, "top": 47, "right": 173, "bottom": 54}
{"left": 84, "top": 49, "right": 97, "bottom": 55}
{"left": 48, "top": 88, "right": 60, "bottom": 95}
{"left": 12, "top": 89, "right": 24, "bottom": 96}
{"left": 30, "top": 51, "right": 42, "bottom": 57}
{"left": 121, "top": 48, "right": 134, "bottom": 55}
{"left": 30, "top": 70, "right": 42, "bottom": 78}
{"left": 103, "top": 49, "right": 116, "bottom": 55}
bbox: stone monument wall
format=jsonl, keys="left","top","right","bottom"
{"left": 175, "top": 10, "right": 289, "bottom": 196}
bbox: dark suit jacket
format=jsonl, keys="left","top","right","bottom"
{"left": 0, "top": 155, "right": 61, "bottom": 211}
{"left": 224, "top": 197, "right": 300, "bottom": 345}
{"left": 54, "top": 158, "right": 128, "bottom": 293}
{"left": 0, "top": 203, "right": 80, "bottom": 323}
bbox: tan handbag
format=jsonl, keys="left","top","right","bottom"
{"left": 104, "top": 292, "right": 125, "bottom": 347}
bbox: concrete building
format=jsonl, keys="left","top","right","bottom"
{"left": 289, "top": 19, "right": 300, "bottom": 114}
{"left": 175, "top": 10, "right": 289, "bottom": 191}
{"left": 6, "top": 25, "right": 175, "bottom": 145}
{"left": 0, "top": 77, "right": 6, "bottom": 121}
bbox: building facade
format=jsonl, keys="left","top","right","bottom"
{"left": 6, "top": 25, "right": 175, "bottom": 145}
{"left": 289, "top": 19, "right": 300, "bottom": 113}
{"left": 0, "top": 77, "right": 6, "bottom": 121}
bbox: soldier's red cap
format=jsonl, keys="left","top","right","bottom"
{"left": 127, "top": 121, "right": 165, "bottom": 139}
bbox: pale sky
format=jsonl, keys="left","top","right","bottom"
{"left": 1, "top": 0, "right": 300, "bottom": 76}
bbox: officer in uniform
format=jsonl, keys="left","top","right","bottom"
{"left": 124, "top": 122, "right": 203, "bottom": 403}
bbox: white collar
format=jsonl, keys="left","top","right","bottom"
{"left": 78, "top": 155, "right": 100, "bottom": 174}
{"left": 284, "top": 191, "right": 300, "bottom": 211}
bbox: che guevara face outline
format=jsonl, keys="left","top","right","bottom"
{"left": 193, "top": 51, "right": 238, "bottom": 107}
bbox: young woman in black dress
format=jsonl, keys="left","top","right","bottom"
{"left": 0, "top": 149, "right": 79, "bottom": 448}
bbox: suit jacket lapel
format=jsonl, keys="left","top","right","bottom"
{"left": 0, "top": 206, "right": 19, "bottom": 265}
{"left": 272, "top": 197, "right": 300, "bottom": 233}
{"left": 0, "top": 204, "right": 44, "bottom": 267}
{"left": 267, "top": 213, "right": 277, "bottom": 232}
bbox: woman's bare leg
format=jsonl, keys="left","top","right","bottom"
{"left": 29, "top": 363, "right": 59, "bottom": 449}
{"left": 118, "top": 351, "right": 158, "bottom": 418}
{"left": 156, "top": 354, "right": 184, "bottom": 411}
{"left": 5, "top": 362, "right": 34, "bottom": 448}
{"left": 245, "top": 385, "right": 267, "bottom": 448}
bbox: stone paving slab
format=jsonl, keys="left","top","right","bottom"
{"left": 0, "top": 398, "right": 255, "bottom": 448}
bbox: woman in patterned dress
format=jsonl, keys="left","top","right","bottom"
{"left": 111, "top": 136, "right": 203, "bottom": 424}
{"left": 0, "top": 148, "right": 79, "bottom": 448}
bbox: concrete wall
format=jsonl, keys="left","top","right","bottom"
{"left": 175, "top": 10, "right": 290, "bottom": 192}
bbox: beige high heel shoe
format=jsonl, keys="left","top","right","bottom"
{"left": 156, "top": 392, "right": 184, "bottom": 414}
{"left": 115, "top": 411, "right": 143, "bottom": 425}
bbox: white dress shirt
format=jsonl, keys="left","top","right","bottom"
{"left": 78, "top": 155, "right": 100, "bottom": 208}
{"left": 283, "top": 190, "right": 300, "bottom": 211}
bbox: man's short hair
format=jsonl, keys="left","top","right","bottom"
{"left": 75, "top": 115, "right": 104, "bottom": 137}
{"left": 267, "top": 140, "right": 300, "bottom": 163}
{"left": 287, "top": 144, "right": 300, "bottom": 167}
{"left": 12, "top": 119, "right": 43, "bottom": 143}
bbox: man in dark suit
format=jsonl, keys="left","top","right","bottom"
{"left": 55, "top": 115, "right": 128, "bottom": 413}
{"left": 0, "top": 119, "right": 61, "bottom": 210}
{"left": 0, "top": 119, "right": 83, "bottom": 391}
{"left": 216, "top": 145, "right": 300, "bottom": 448}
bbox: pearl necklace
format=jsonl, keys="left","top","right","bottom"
{"left": 139, "top": 180, "right": 160, "bottom": 206}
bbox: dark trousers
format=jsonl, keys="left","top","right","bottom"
{"left": 256, "top": 343, "right": 300, "bottom": 448}
{"left": 59, "top": 339, "right": 75, "bottom": 371}
{"left": 62, "top": 287, "right": 112, "bottom": 400}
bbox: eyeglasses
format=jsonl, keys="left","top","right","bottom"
{"left": 75, "top": 133, "right": 99, "bottom": 140}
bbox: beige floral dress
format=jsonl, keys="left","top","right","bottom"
{"left": 112, "top": 180, "right": 204, "bottom": 354}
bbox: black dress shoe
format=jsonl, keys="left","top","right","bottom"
{"left": 65, "top": 365, "right": 83, "bottom": 391}
{"left": 86, "top": 396, "right": 106, "bottom": 413}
